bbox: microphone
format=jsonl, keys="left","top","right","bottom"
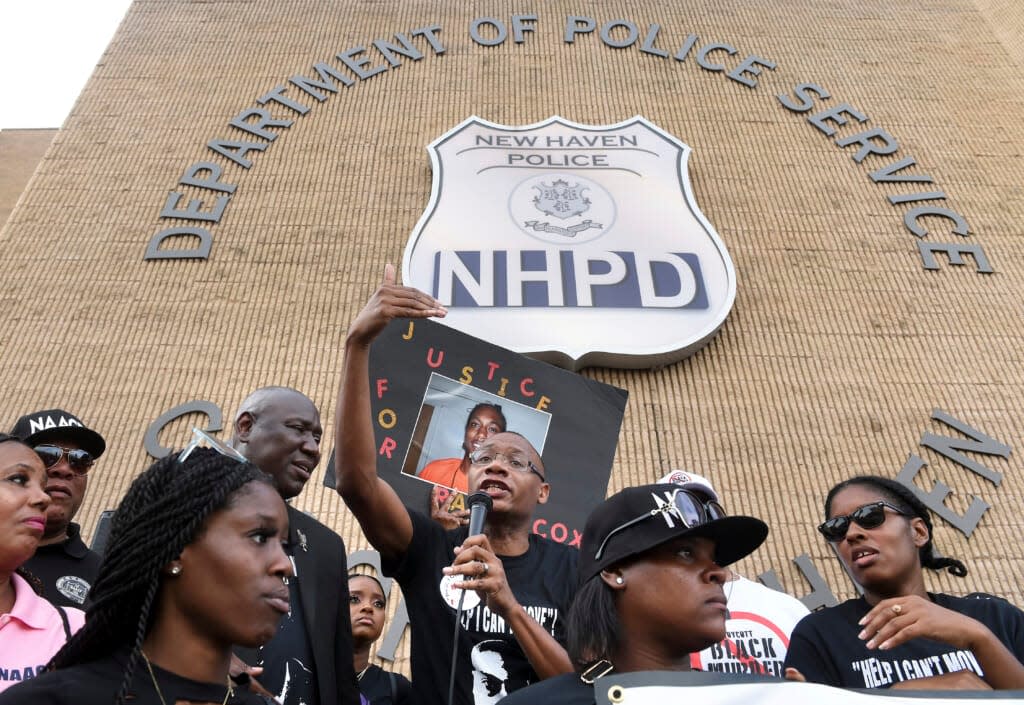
{"left": 466, "top": 491, "right": 493, "bottom": 536}
{"left": 448, "top": 491, "right": 495, "bottom": 705}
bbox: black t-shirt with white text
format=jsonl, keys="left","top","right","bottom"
{"left": 383, "top": 510, "right": 577, "bottom": 705}
{"left": 784, "top": 593, "right": 1024, "bottom": 688}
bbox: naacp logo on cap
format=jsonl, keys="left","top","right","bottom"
{"left": 28, "top": 414, "right": 84, "bottom": 435}
{"left": 402, "top": 115, "right": 736, "bottom": 370}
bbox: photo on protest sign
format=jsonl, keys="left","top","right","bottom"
{"left": 325, "top": 318, "right": 628, "bottom": 548}
{"left": 399, "top": 372, "right": 552, "bottom": 490}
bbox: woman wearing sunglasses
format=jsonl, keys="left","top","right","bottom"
{"left": 784, "top": 475, "right": 1024, "bottom": 690}
{"left": 500, "top": 483, "right": 768, "bottom": 704}
{"left": 0, "top": 433, "right": 85, "bottom": 694}
{"left": 0, "top": 443, "right": 293, "bottom": 704}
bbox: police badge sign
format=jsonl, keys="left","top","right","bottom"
{"left": 402, "top": 115, "right": 736, "bottom": 370}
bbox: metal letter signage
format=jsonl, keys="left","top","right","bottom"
{"left": 402, "top": 115, "right": 737, "bottom": 370}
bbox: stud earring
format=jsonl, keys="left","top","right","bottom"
{"left": 615, "top": 576, "right": 624, "bottom": 585}
{"left": 170, "top": 565, "right": 182, "bottom": 575}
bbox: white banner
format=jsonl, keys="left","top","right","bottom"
{"left": 593, "top": 672, "right": 1024, "bottom": 703}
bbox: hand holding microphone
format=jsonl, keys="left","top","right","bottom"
{"left": 444, "top": 492, "right": 516, "bottom": 615}
{"left": 444, "top": 492, "right": 494, "bottom": 705}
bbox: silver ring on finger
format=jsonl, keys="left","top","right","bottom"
{"left": 480, "top": 561, "right": 490, "bottom": 576}
{"left": 891, "top": 604, "right": 902, "bottom": 615}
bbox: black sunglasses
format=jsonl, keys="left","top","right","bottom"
{"left": 34, "top": 445, "right": 95, "bottom": 475}
{"left": 594, "top": 488, "right": 727, "bottom": 561}
{"left": 818, "top": 501, "right": 908, "bottom": 542}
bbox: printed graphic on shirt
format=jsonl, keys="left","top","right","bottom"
{"left": 471, "top": 640, "right": 529, "bottom": 705}
{"left": 274, "top": 658, "right": 315, "bottom": 705}
{"left": 694, "top": 612, "right": 792, "bottom": 676}
{"left": 440, "top": 573, "right": 481, "bottom": 610}
{"left": 458, "top": 603, "right": 560, "bottom": 639}
{"left": 850, "top": 650, "right": 983, "bottom": 688}
{"left": 447, "top": 586, "right": 564, "bottom": 704}
{"left": 55, "top": 575, "right": 90, "bottom": 605}
{"left": 0, "top": 664, "right": 47, "bottom": 686}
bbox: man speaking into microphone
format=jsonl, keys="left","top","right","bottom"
{"left": 335, "top": 265, "right": 577, "bottom": 705}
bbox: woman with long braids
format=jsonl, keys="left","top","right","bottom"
{"left": 0, "top": 439, "right": 293, "bottom": 705}
{"left": 784, "top": 475, "right": 1024, "bottom": 690}
{"left": 0, "top": 433, "right": 84, "bottom": 694}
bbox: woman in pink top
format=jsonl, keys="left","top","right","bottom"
{"left": 0, "top": 435, "right": 292, "bottom": 705}
{"left": 0, "top": 433, "right": 84, "bottom": 693}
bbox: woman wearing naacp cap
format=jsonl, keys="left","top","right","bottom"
{"left": 0, "top": 433, "right": 84, "bottom": 694}
{"left": 0, "top": 435, "right": 293, "bottom": 705}
{"left": 783, "top": 475, "right": 1024, "bottom": 690}
{"left": 500, "top": 482, "right": 769, "bottom": 705}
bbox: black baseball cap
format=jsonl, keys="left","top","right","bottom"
{"left": 10, "top": 408, "right": 106, "bottom": 459}
{"left": 578, "top": 483, "right": 768, "bottom": 583}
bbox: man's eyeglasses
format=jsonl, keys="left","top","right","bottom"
{"left": 178, "top": 427, "right": 248, "bottom": 464}
{"left": 469, "top": 449, "right": 545, "bottom": 481}
{"left": 34, "top": 445, "right": 95, "bottom": 475}
{"left": 594, "top": 488, "right": 727, "bottom": 561}
{"left": 817, "top": 501, "right": 908, "bottom": 542}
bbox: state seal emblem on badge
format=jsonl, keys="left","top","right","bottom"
{"left": 402, "top": 115, "right": 736, "bottom": 370}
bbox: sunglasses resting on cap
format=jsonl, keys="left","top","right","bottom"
{"left": 594, "top": 487, "right": 726, "bottom": 561}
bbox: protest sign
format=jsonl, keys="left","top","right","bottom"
{"left": 325, "top": 318, "right": 628, "bottom": 546}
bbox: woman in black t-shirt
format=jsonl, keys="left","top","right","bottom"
{"left": 784, "top": 474, "right": 1024, "bottom": 690}
{"left": 349, "top": 573, "right": 411, "bottom": 705}
{"left": 501, "top": 482, "right": 769, "bottom": 705}
{"left": 0, "top": 437, "right": 293, "bottom": 705}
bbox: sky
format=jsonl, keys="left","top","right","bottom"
{"left": 1, "top": 1, "right": 134, "bottom": 129}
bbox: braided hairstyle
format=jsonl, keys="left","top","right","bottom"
{"left": 824, "top": 475, "right": 968, "bottom": 578}
{"left": 50, "top": 447, "right": 273, "bottom": 704}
